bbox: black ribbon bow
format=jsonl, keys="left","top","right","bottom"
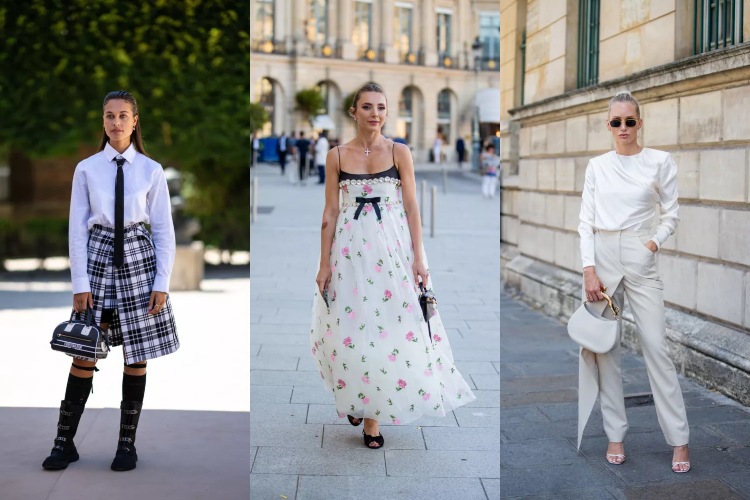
{"left": 353, "top": 196, "right": 381, "bottom": 221}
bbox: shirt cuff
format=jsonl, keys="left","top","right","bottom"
{"left": 153, "top": 276, "right": 170, "bottom": 294}
{"left": 72, "top": 277, "right": 91, "bottom": 294}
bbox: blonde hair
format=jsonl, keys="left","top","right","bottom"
{"left": 608, "top": 90, "right": 640, "bottom": 118}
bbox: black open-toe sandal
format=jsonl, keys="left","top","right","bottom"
{"left": 347, "top": 415, "right": 362, "bottom": 426}
{"left": 362, "top": 430, "right": 384, "bottom": 449}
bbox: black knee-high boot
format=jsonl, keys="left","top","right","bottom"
{"left": 111, "top": 367, "right": 146, "bottom": 471}
{"left": 42, "top": 369, "right": 94, "bottom": 470}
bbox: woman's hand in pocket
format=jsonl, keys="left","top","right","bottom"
{"left": 583, "top": 267, "right": 605, "bottom": 303}
{"left": 644, "top": 240, "right": 658, "bottom": 253}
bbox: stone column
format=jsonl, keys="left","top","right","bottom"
{"left": 338, "top": 0, "right": 356, "bottom": 60}
{"left": 380, "top": 0, "right": 399, "bottom": 64}
{"left": 420, "top": 0, "right": 438, "bottom": 66}
{"left": 292, "top": 0, "right": 309, "bottom": 55}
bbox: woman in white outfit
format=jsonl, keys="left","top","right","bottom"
{"left": 578, "top": 91, "right": 690, "bottom": 473}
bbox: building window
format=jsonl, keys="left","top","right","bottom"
{"left": 437, "top": 10, "right": 452, "bottom": 66}
{"left": 255, "top": 78, "right": 275, "bottom": 136}
{"left": 398, "top": 87, "right": 414, "bottom": 143}
{"left": 479, "top": 13, "right": 500, "bottom": 71}
{"left": 437, "top": 90, "right": 451, "bottom": 141}
{"left": 577, "top": 0, "right": 600, "bottom": 88}
{"left": 694, "top": 0, "right": 744, "bottom": 53}
{"left": 394, "top": 3, "right": 414, "bottom": 62}
{"left": 255, "top": 0, "right": 274, "bottom": 44}
{"left": 307, "top": 0, "right": 329, "bottom": 49}
{"left": 353, "top": 0, "right": 373, "bottom": 58}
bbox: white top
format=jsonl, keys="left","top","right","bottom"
{"left": 314, "top": 137, "right": 330, "bottom": 165}
{"left": 69, "top": 142, "right": 176, "bottom": 294}
{"left": 578, "top": 148, "right": 679, "bottom": 268}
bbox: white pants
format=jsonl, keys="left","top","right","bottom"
{"left": 578, "top": 228, "right": 689, "bottom": 448}
{"left": 482, "top": 175, "right": 497, "bottom": 198}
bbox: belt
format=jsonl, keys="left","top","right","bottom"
{"left": 353, "top": 197, "right": 381, "bottom": 221}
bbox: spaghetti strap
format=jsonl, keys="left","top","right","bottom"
{"left": 392, "top": 143, "right": 396, "bottom": 169}
{"left": 337, "top": 145, "right": 341, "bottom": 173}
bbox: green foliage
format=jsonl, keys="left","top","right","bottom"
{"left": 249, "top": 102, "right": 269, "bottom": 133}
{"left": 0, "top": 217, "right": 69, "bottom": 261}
{"left": 0, "top": 1, "right": 250, "bottom": 250}
{"left": 295, "top": 88, "right": 326, "bottom": 126}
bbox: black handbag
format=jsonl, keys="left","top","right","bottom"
{"left": 51, "top": 308, "right": 110, "bottom": 360}
{"left": 418, "top": 283, "right": 438, "bottom": 342}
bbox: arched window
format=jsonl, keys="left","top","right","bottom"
{"left": 437, "top": 89, "right": 451, "bottom": 141}
{"left": 398, "top": 87, "right": 414, "bottom": 143}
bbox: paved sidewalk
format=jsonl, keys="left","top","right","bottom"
{"left": 249, "top": 162, "right": 500, "bottom": 499}
{"left": 0, "top": 265, "right": 250, "bottom": 500}
{"left": 501, "top": 291, "right": 750, "bottom": 499}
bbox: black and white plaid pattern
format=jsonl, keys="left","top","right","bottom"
{"left": 86, "top": 223, "right": 179, "bottom": 364}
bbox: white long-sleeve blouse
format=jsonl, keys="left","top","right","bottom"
{"left": 69, "top": 142, "right": 176, "bottom": 294}
{"left": 578, "top": 148, "right": 679, "bottom": 268}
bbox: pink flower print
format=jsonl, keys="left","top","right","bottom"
{"left": 405, "top": 331, "right": 415, "bottom": 342}
{"left": 311, "top": 347, "right": 316, "bottom": 355}
{"left": 397, "top": 379, "right": 407, "bottom": 389}
{"left": 424, "top": 369, "right": 433, "bottom": 376}
{"left": 364, "top": 184, "right": 373, "bottom": 194}
{"left": 330, "top": 353, "right": 336, "bottom": 361}
{"left": 392, "top": 419, "right": 401, "bottom": 425}
{"left": 433, "top": 334, "right": 442, "bottom": 343}
{"left": 361, "top": 375, "right": 370, "bottom": 384}
{"left": 379, "top": 330, "right": 388, "bottom": 339}
{"left": 365, "top": 241, "right": 372, "bottom": 250}
{"left": 364, "top": 204, "right": 373, "bottom": 212}
{"left": 342, "top": 247, "right": 350, "bottom": 257}
{"left": 348, "top": 311, "right": 356, "bottom": 319}
{"left": 343, "top": 337, "right": 352, "bottom": 347}
{"left": 388, "top": 354, "right": 397, "bottom": 362}
{"left": 437, "top": 363, "right": 444, "bottom": 371}
{"left": 383, "top": 289, "right": 392, "bottom": 302}
{"left": 337, "top": 379, "right": 346, "bottom": 389}
{"left": 422, "top": 393, "right": 431, "bottom": 401}
{"left": 353, "top": 287, "right": 358, "bottom": 296}
{"left": 325, "top": 329, "right": 333, "bottom": 337}
{"left": 406, "top": 304, "right": 413, "bottom": 313}
{"left": 363, "top": 397, "right": 370, "bottom": 404}
{"left": 345, "top": 306, "right": 355, "bottom": 319}
{"left": 344, "top": 222, "right": 352, "bottom": 230}
{"left": 331, "top": 264, "right": 337, "bottom": 273}
{"left": 397, "top": 240, "right": 402, "bottom": 247}
{"left": 374, "top": 265, "right": 382, "bottom": 273}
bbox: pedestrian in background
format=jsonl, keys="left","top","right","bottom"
{"left": 311, "top": 82, "right": 475, "bottom": 450}
{"left": 44, "top": 90, "right": 179, "bottom": 472}
{"left": 251, "top": 131, "right": 260, "bottom": 167}
{"left": 277, "top": 131, "right": 289, "bottom": 175}
{"left": 432, "top": 130, "right": 443, "bottom": 164}
{"left": 480, "top": 143, "right": 500, "bottom": 199}
{"left": 314, "top": 130, "right": 330, "bottom": 184}
{"left": 455, "top": 135, "right": 466, "bottom": 169}
{"left": 296, "top": 131, "right": 311, "bottom": 186}
{"left": 578, "top": 90, "right": 690, "bottom": 473}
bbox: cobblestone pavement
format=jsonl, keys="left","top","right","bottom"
{"left": 250, "top": 161, "right": 501, "bottom": 499}
{"left": 501, "top": 291, "right": 750, "bottom": 499}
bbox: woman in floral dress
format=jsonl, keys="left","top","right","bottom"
{"left": 311, "top": 82, "right": 475, "bottom": 449}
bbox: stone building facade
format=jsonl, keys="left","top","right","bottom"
{"left": 501, "top": 0, "right": 750, "bottom": 404}
{"left": 250, "top": 0, "right": 500, "bottom": 162}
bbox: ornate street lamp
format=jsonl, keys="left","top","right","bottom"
{"left": 471, "top": 36, "right": 483, "bottom": 171}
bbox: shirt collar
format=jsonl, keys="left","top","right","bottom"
{"left": 103, "top": 142, "right": 137, "bottom": 164}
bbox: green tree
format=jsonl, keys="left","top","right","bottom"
{"left": 0, "top": 0, "right": 251, "bottom": 250}
{"left": 249, "top": 102, "right": 269, "bottom": 133}
{"left": 295, "top": 88, "right": 326, "bottom": 128}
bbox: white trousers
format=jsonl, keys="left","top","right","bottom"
{"left": 578, "top": 228, "right": 689, "bottom": 448}
{"left": 482, "top": 175, "right": 497, "bottom": 198}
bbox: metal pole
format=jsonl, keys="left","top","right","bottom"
{"left": 420, "top": 180, "right": 427, "bottom": 226}
{"left": 251, "top": 176, "right": 258, "bottom": 223}
{"left": 430, "top": 185, "right": 437, "bottom": 238}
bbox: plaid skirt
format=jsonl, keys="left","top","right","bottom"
{"left": 85, "top": 223, "right": 179, "bottom": 364}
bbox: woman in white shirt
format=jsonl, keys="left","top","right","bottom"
{"left": 43, "top": 91, "right": 178, "bottom": 473}
{"left": 578, "top": 91, "right": 690, "bottom": 473}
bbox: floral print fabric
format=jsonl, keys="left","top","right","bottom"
{"left": 310, "top": 169, "right": 476, "bottom": 425}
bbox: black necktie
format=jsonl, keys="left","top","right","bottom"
{"left": 114, "top": 157, "right": 125, "bottom": 268}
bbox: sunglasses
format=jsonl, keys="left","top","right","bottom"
{"left": 609, "top": 118, "right": 638, "bottom": 128}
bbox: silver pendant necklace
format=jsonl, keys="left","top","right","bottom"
{"left": 364, "top": 147, "right": 371, "bottom": 157}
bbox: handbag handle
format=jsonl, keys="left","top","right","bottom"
{"left": 592, "top": 287, "right": 620, "bottom": 319}
{"left": 69, "top": 307, "right": 96, "bottom": 326}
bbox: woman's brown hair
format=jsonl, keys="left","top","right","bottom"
{"left": 348, "top": 82, "right": 387, "bottom": 118}
{"left": 98, "top": 90, "right": 148, "bottom": 155}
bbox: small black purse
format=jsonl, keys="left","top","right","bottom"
{"left": 418, "top": 283, "right": 438, "bottom": 342}
{"left": 51, "top": 308, "right": 110, "bottom": 360}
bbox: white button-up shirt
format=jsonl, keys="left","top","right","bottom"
{"left": 578, "top": 148, "right": 679, "bottom": 268}
{"left": 69, "top": 142, "right": 176, "bottom": 294}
